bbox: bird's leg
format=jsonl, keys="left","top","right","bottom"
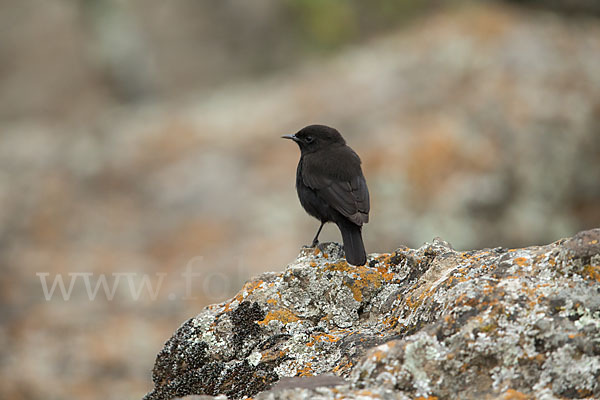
{"left": 310, "top": 221, "right": 325, "bottom": 247}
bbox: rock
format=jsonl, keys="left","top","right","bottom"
{"left": 176, "top": 397, "right": 227, "bottom": 400}
{"left": 268, "top": 375, "right": 347, "bottom": 391}
{"left": 144, "top": 229, "right": 600, "bottom": 399}
{"left": 503, "top": 0, "right": 600, "bottom": 15}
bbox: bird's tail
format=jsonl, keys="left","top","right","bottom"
{"left": 337, "top": 219, "right": 367, "bottom": 266}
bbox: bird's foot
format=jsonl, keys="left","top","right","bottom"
{"left": 302, "top": 240, "right": 320, "bottom": 249}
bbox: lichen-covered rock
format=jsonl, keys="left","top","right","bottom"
{"left": 144, "top": 229, "right": 600, "bottom": 400}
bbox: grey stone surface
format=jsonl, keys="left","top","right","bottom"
{"left": 145, "top": 229, "right": 600, "bottom": 399}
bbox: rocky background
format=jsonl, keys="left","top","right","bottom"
{"left": 1, "top": 1, "right": 599, "bottom": 399}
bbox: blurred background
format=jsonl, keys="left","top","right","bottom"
{"left": 1, "top": 0, "right": 599, "bottom": 399}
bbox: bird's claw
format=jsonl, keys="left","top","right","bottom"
{"left": 302, "top": 240, "right": 319, "bottom": 249}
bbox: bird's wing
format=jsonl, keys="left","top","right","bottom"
{"left": 302, "top": 154, "right": 370, "bottom": 226}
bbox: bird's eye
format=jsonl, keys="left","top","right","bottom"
{"left": 305, "top": 136, "right": 314, "bottom": 143}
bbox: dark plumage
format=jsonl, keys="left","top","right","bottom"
{"left": 282, "top": 125, "right": 370, "bottom": 265}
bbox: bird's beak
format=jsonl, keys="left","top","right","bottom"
{"left": 281, "top": 134, "right": 298, "bottom": 142}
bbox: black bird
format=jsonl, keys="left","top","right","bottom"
{"left": 282, "top": 125, "right": 370, "bottom": 266}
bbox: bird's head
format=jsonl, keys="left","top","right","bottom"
{"left": 282, "top": 124, "right": 346, "bottom": 153}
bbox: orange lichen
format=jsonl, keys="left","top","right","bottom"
{"left": 266, "top": 299, "right": 278, "bottom": 305}
{"left": 260, "top": 349, "right": 287, "bottom": 363}
{"left": 454, "top": 292, "right": 468, "bottom": 305}
{"left": 383, "top": 316, "right": 399, "bottom": 328}
{"left": 306, "top": 332, "right": 340, "bottom": 347}
{"left": 532, "top": 353, "right": 546, "bottom": 363}
{"left": 514, "top": 257, "right": 528, "bottom": 267}
{"left": 324, "top": 262, "right": 386, "bottom": 302}
{"left": 370, "top": 349, "right": 387, "bottom": 362}
{"left": 502, "top": 389, "right": 530, "bottom": 400}
{"left": 405, "top": 294, "right": 421, "bottom": 309}
{"left": 222, "top": 279, "right": 265, "bottom": 312}
{"left": 348, "top": 287, "right": 363, "bottom": 302}
{"left": 358, "top": 390, "right": 382, "bottom": 398}
{"left": 582, "top": 264, "right": 600, "bottom": 282}
{"left": 480, "top": 323, "right": 497, "bottom": 332}
{"left": 375, "top": 265, "right": 395, "bottom": 282}
{"left": 482, "top": 283, "right": 496, "bottom": 295}
{"left": 297, "top": 363, "right": 313, "bottom": 377}
{"left": 332, "top": 360, "right": 353, "bottom": 373}
{"left": 258, "top": 309, "right": 300, "bottom": 325}
{"left": 404, "top": 284, "right": 437, "bottom": 309}
{"left": 444, "top": 275, "right": 469, "bottom": 287}
{"left": 242, "top": 280, "right": 264, "bottom": 296}
{"left": 373, "top": 253, "right": 398, "bottom": 270}
{"left": 577, "top": 388, "right": 594, "bottom": 397}
{"left": 324, "top": 261, "right": 353, "bottom": 273}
